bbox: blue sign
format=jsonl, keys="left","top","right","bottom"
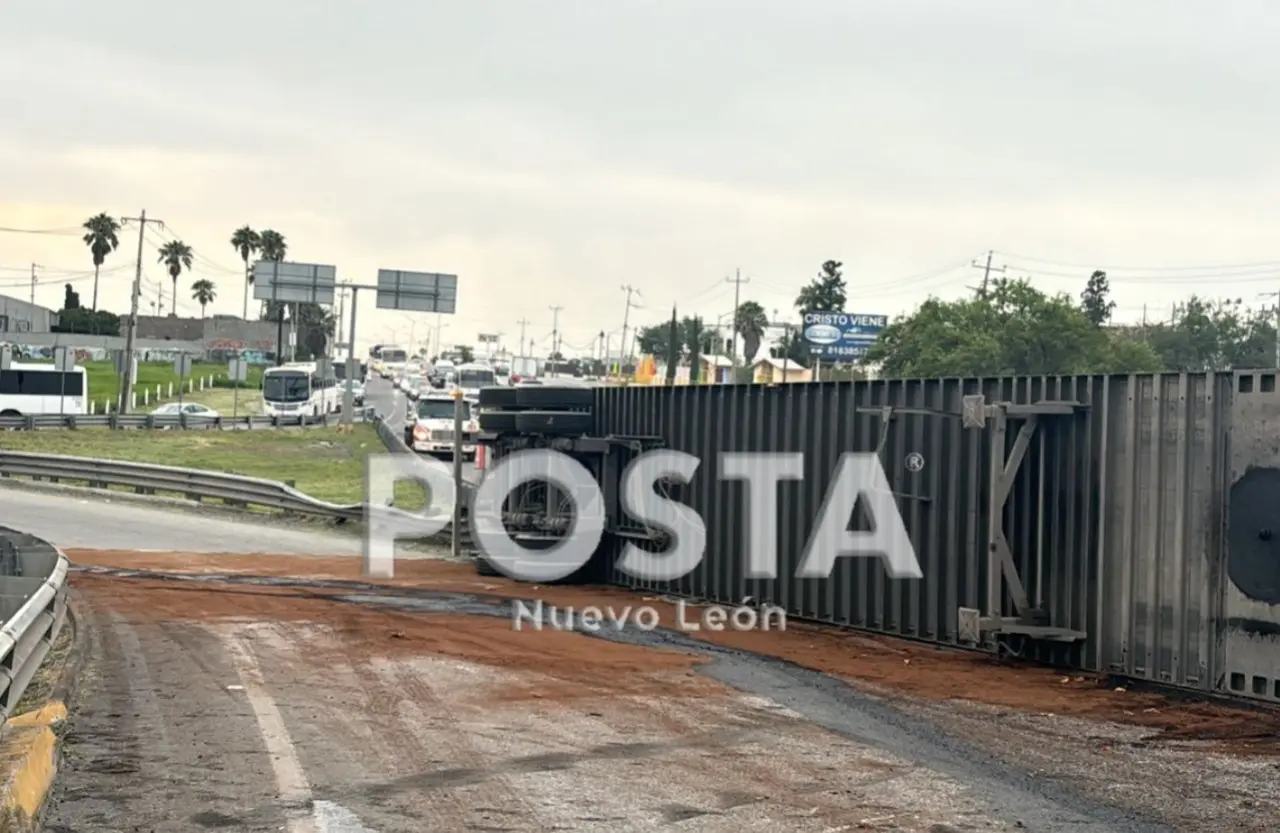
{"left": 801, "top": 311, "right": 887, "bottom": 361}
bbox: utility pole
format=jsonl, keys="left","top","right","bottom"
{"left": 725, "top": 269, "right": 749, "bottom": 366}
{"left": 516, "top": 318, "right": 530, "bottom": 358}
{"left": 971, "top": 250, "right": 1006, "bottom": 298}
{"left": 28, "top": 263, "right": 40, "bottom": 307}
{"left": 620, "top": 285, "right": 641, "bottom": 364}
{"left": 548, "top": 306, "right": 563, "bottom": 376}
{"left": 118, "top": 210, "right": 164, "bottom": 413}
{"left": 334, "top": 285, "right": 347, "bottom": 355}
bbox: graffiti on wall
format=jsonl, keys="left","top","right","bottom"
{"left": 1, "top": 344, "right": 108, "bottom": 362}
{"left": 206, "top": 338, "right": 276, "bottom": 351}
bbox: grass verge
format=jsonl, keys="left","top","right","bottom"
{"left": 25, "top": 360, "right": 265, "bottom": 413}
{"left": 148, "top": 386, "right": 264, "bottom": 416}
{"left": 11, "top": 624, "right": 73, "bottom": 717}
{"left": 0, "top": 424, "right": 424, "bottom": 508}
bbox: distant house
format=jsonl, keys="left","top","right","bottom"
{"left": 752, "top": 357, "right": 811, "bottom": 383}
{"left": 697, "top": 354, "right": 734, "bottom": 383}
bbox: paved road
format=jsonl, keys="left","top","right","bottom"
{"left": 46, "top": 555, "right": 1148, "bottom": 833}
{"left": 0, "top": 486, "right": 361, "bottom": 554}
{"left": 366, "top": 375, "right": 478, "bottom": 482}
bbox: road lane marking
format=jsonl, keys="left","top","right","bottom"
{"left": 221, "top": 625, "right": 380, "bottom": 833}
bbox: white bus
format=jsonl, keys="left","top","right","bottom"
{"left": 454, "top": 362, "right": 498, "bottom": 400}
{"left": 261, "top": 363, "right": 338, "bottom": 419}
{"left": 379, "top": 346, "right": 409, "bottom": 377}
{"left": 0, "top": 362, "right": 88, "bottom": 416}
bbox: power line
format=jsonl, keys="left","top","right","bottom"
{"left": 994, "top": 250, "right": 1280, "bottom": 274}
{"left": 0, "top": 225, "right": 79, "bottom": 235}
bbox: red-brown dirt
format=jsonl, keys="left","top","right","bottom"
{"left": 67, "top": 549, "right": 1280, "bottom": 752}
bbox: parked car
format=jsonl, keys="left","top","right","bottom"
{"left": 151, "top": 402, "right": 220, "bottom": 419}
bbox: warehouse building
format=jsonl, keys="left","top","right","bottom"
{"left": 0, "top": 294, "right": 56, "bottom": 334}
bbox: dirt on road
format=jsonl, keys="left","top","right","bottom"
{"left": 67, "top": 549, "right": 1280, "bottom": 752}
{"left": 60, "top": 558, "right": 1076, "bottom": 831}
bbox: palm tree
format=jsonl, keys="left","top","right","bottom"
{"left": 733, "top": 300, "right": 769, "bottom": 364}
{"left": 256, "top": 229, "right": 287, "bottom": 319}
{"left": 229, "top": 226, "right": 261, "bottom": 319}
{"left": 156, "top": 240, "right": 194, "bottom": 317}
{"left": 81, "top": 213, "right": 121, "bottom": 312}
{"left": 191, "top": 279, "right": 217, "bottom": 317}
{"left": 258, "top": 229, "right": 286, "bottom": 262}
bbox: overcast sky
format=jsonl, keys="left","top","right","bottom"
{"left": 3, "top": 1, "right": 1279, "bottom": 356}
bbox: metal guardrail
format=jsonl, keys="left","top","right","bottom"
{"left": 0, "top": 451, "right": 363, "bottom": 521}
{"left": 370, "top": 414, "right": 474, "bottom": 549}
{"left": 0, "top": 527, "right": 68, "bottom": 720}
{"left": 0, "top": 410, "right": 375, "bottom": 431}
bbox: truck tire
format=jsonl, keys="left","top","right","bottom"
{"left": 478, "top": 411, "right": 519, "bottom": 433}
{"left": 515, "top": 386, "right": 593, "bottom": 409}
{"left": 514, "top": 410, "right": 593, "bottom": 436}
{"left": 478, "top": 387, "right": 520, "bottom": 408}
{"left": 474, "top": 554, "right": 502, "bottom": 576}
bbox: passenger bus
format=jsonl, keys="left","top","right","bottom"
{"left": 0, "top": 362, "right": 88, "bottom": 416}
{"left": 379, "top": 346, "right": 408, "bottom": 375}
{"left": 261, "top": 362, "right": 339, "bottom": 419}
{"left": 333, "top": 358, "right": 367, "bottom": 383}
{"left": 455, "top": 362, "right": 498, "bottom": 400}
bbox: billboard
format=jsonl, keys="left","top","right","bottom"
{"left": 801, "top": 311, "right": 887, "bottom": 361}
{"left": 375, "top": 270, "right": 457, "bottom": 313}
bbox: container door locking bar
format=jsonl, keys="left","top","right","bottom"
{"left": 957, "top": 396, "right": 1089, "bottom": 645}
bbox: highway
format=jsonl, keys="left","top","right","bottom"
{"left": 46, "top": 548, "right": 1166, "bottom": 833}
{"left": 366, "top": 376, "right": 479, "bottom": 483}
{"left": 19, "top": 374, "right": 1244, "bottom": 831}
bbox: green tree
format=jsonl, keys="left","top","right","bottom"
{"left": 733, "top": 300, "right": 769, "bottom": 364}
{"left": 687, "top": 316, "right": 704, "bottom": 382}
{"left": 258, "top": 229, "right": 286, "bottom": 261}
{"left": 1142, "top": 297, "right": 1275, "bottom": 371}
{"left": 638, "top": 320, "right": 680, "bottom": 364}
{"left": 191, "top": 278, "right": 217, "bottom": 317}
{"left": 637, "top": 316, "right": 716, "bottom": 364}
{"left": 769, "top": 326, "right": 809, "bottom": 368}
{"left": 1080, "top": 270, "right": 1115, "bottom": 326}
{"left": 156, "top": 240, "right": 194, "bottom": 317}
{"left": 257, "top": 229, "right": 287, "bottom": 320}
{"left": 458, "top": 345, "right": 475, "bottom": 363}
{"left": 795, "top": 260, "right": 847, "bottom": 313}
{"left": 63, "top": 283, "right": 80, "bottom": 311}
{"left": 54, "top": 308, "right": 119, "bottom": 336}
{"left": 81, "top": 212, "right": 121, "bottom": 312}
{"left": 230, "top": 225, "right": 261, "bottom": 319}
{"left": 865, "top": 278, "right": 1162, "bottom": 377}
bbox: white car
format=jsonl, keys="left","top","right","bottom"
{"left": 404, "top": 395, "right": 478, "bottom": 457}
{"left": 151, "top": 402, "right": 220, "bottom": 419}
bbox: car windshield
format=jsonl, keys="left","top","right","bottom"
{"left": 417, "top": 399, "right": 469, "bottom": 420}
{"left": 263, "top": 372, "right": 310, "bottom": 402}
{"left": 458, "top": 369, "right": 495, "bottom": 387}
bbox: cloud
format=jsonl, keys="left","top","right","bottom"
{"left": 5, "top": 2, "right": 1280, "bottom": 349}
